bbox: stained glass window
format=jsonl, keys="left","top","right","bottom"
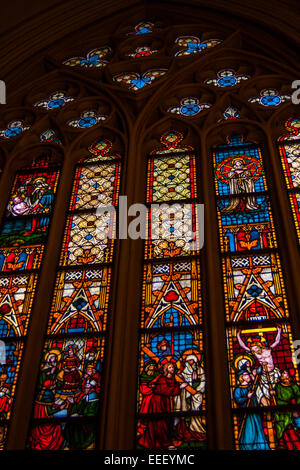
{"left": 40, "top": 129, "right": 62, "bottom": 145}
{"left": 249, "top": 89, "right": 290, "bottom": 107}
{"left": 0, "top": 154, "right": 60, "bottom": 270}
{"left": 63, "top": 47, "right": 112, "bottom": 68}
{"left": 221, "top": 107, "right": 241, "bottom": 120}
{"left": 212, "top": 135, "right": 300, "bottom": 450}
{"left": 34, "top": 92, "right": 74, "bottom": 110}
{"left": 113, "top": 70, "right": 167, "bottom": 91}
{"left": 174, "top": 36, "right": 221, "bottom": 56}
{"left": 0, "top": 154, "right": 61, "bottom": 448}
{"left": 128, "top": 22, "right": 155, "bottom": 35}
{"left": 214, "top": 136, "right": 275, "bottom": 253}
{"left": 168, "top": 98, "right": 211, "bottom": 117}
{"left": 67, "top": 111, "right": 107, "bottom": 129}
{"left": 27, "top": 139, "right": 121, "bottom": 450}
{"left": 1, "top": 15, "right": 299, "bottom": 452}
{"left": 0, "top": 120, "right": 30, "bottom": 139}
{"left": 127, "top": 46, "right": 158, "bottom": 59}
{"left": 278, "top": 118, "right": 300, "bottom": 241}
{"left": 136, "top": 131, "right": 207, "bottom": 450}
{"left": 205, "top": 69, "right": 249, "bottom": 87}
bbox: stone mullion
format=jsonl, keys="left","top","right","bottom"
{"left": 200, "top": 129, "right": 233, "bottom": 450}
{"left": 100, "top": 127, "right": 144, "bottom": 449}
{"left": 6, "top": 156, "right": 75, "bottom": 449}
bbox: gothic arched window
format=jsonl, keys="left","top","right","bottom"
{"left": 136, "top": 130, "right": 206, "bottom": 450}
{"left": 0, "top": 8, "right": 299, "bottom": 451}
{"left": 0, "top": 150, "right": 62, "bottom": 448}
{"left": 278, "top": 118, "right": 300, "bottom": 242}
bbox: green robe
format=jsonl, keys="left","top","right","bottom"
{"left": 274, "top": 383, "right": 300, "bottom": 440}
{"left": 63, "top": 396, "right": 99, "bottom": 449}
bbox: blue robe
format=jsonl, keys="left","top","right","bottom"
{"left": 234, "top": 385, "right": 270, "bottom": 450}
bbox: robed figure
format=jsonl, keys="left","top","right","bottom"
{"left": 29, "top": 350, "right": 65, "bottom": 450}
{"left": 234, "top": 370, "right": 270, "bottom": 450}
{"left": 138, "top": 361, "right": 187, "bottom": 449}
{"left": 216, "top": 156, "right": 262, "bottom": 212}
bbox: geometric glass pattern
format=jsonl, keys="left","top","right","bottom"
{"left": 60, "top": 211, "right": 115, "bottom": 266}
{"left": 278, "top": 118, "right": 300, "bottom": 241}
{"left": 59, "top": 142, "right": 121, "bottom": 267}
{"left": 67, "top": 111, "right": 107, "bottom": 129}
{"left": 113, "top": 70, "right": 167, "bottom": 91}
{"left": 205, "top": 69, "right": 249, "bottom": 87}
{"left": 127, "top": 46, "right": 158, "bottom": 59}
{"left": 0, "top": 274, "right": 38, "bottom": 337}
{"left": 136, "top": 131, "right": 207, "bottom": 449}
{"left": 145, "top": 202, "right": 201, "bottom": 260}
{"left": 168, "top": 98, "right": 211, "bottom": 117}
{"left": 174, "top": 36, "right": 221, "bottom": 56}
{"left": 27, "top": 139, "right": 121, "bottom": 449}
{"left": 0, "top": 154, "right": 61, "bottom": 448}
{"left": 69, "top": 162, "right": 120, "bottom": 210}
{"left": 63, "top": 47, "right": 112, "bottom": 68}
{"left": 145, "top": 130, "right": 201, "bottom": 260}
{"left": 212, "top": 134, "right": 300, "bottom": 450}
{"left": 222, "top": 253, "right": 289, "bottom": 324}
{"left": 59, "top": 140, "right": 120, "bottom": 267}
{"left": 249, "top": 89, "right": 290, "bottom": 107}
{"left": 34, "top": 91, "right": 74, "bottom": 111}
{"left": 147, "top": 153, "right": 197, "bottom": 202}
{"left": 0, "top": 120, "right": 30, "bottom": 139}
{"left": 128, "top": 22, "right": 155, "bottom": 35}
{"left": 45, "top": 269, "right": 111, "bottom": 335}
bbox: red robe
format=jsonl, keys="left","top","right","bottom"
{"left": 138, "top": 374, "right": 180, "bottom": 449}
{"left": 0, "top": 395, "right": 11, "bottom": 418}
{"left": 139, "top": 382, "right": 154, "bottom": 414}
{"left": 61, "top": 356, "right": 81, "bottom": 393}
{"left": 29, "top": 403, "right": 65, "bottom": 450}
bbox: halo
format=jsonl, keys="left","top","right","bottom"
{"left": 215, "top": 154, "right": 262, "bottom": 185}
{"left": 181, "top": 348, "right": 202, "bottom": 363}
{"left": 160, "top": 356, "right": 177, "bottom": 366}
{"left": 232, "top": 353, "right": 255, "bottom": 372}
{"left": 286, "top": 118, "right": 300, "bottom": 133}
{"left": 44, "top": 348, "right": 62, "bottom": 363}
{"left": 32, "top": 176, "right": 47, "bottom": 184}
{"left": 231, "top": 157, "right": 246, "bottom": 165}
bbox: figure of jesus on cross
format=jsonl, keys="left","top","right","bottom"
{"left": 236, "top": 326, "right": 282, "bottom": 406}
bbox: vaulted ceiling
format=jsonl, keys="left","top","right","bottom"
{"left": 0, "top": 0, "right": 299, "bottom": 93}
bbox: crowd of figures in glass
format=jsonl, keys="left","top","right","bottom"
{"left": 137, "top": 131, "right": 207, "bottom": 449}
{"left": 0, "top": 154, "right": 60, "bottom": 448}
{"left": 213, "top": 135, "right": 300, "bottom": 450}
{"left": 29, "top": 336, "right": 105, "bottom": 450}
{"left": 27, "top": 140, "right": 121, "bottom": 449}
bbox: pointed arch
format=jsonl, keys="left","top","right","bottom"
{"left": 0, "top": 4, "right": 299, "bottom": 451}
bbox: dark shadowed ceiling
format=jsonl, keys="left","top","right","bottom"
{"left": 0, "top": 0, "right": 299, "bottom": 87}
